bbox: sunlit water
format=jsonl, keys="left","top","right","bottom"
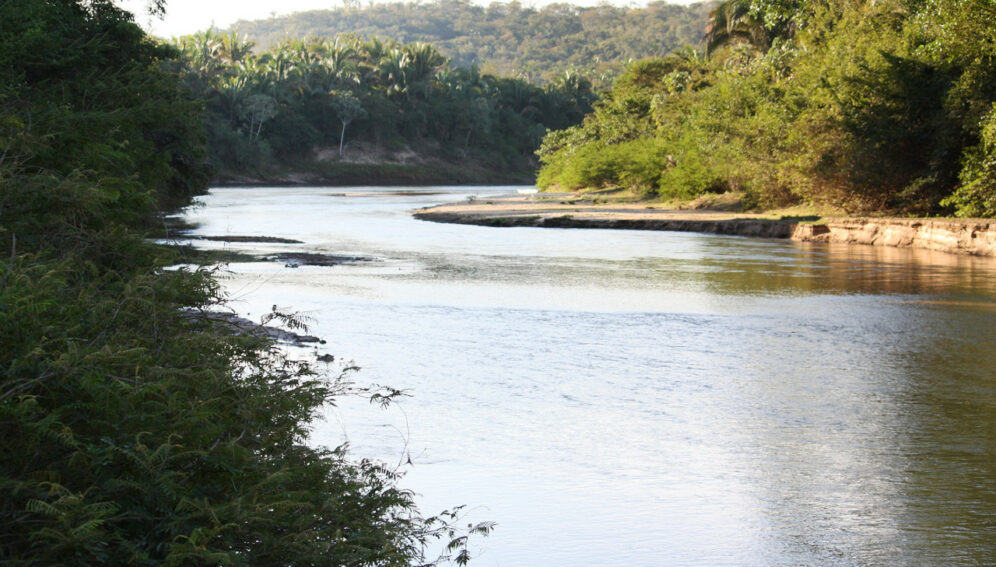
{"left": 181, "top": 186, "right": 996, "bottom": 566}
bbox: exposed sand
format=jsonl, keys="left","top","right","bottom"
{"left": 413, "top": 194, "right": 802, "bottom": 238}
{"left": 413, "top": 194, "right": 996, "bottom": 257}
{"left": 415, "top": 193, "right": 766, "bottom": 222}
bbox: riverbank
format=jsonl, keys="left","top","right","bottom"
{"left": 413, "top": 194, "right": 996, "bottom": 257}
{"left": 212, "top": 143, "right": 536, "bottom": 187}
{"left": 214, "top": 165, "right": 533, "bottom": 187}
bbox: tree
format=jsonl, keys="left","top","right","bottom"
{"left": 1, "top": 2, "right": 490, "bottom": 565}
{"left": 240, "top": 93, "right": 278, "bottom": 141}
{"left": 330, "top": 90, "right": 367, "bottom": 157}
{"left": 229, "top": 1, "right": 712, "bottom": 83}
{"left": 704, "top": 0, "right": 770, "bottom": 54}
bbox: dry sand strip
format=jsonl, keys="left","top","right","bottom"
{"left": 412, "top": 195, "right": 996, "bottom": 257}
{"left": 414, "top": 195, "right": 810, "bottom": 239}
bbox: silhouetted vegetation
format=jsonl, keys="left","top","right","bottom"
{"left": 1, "top": 1, "right": 488, "bottom": 564}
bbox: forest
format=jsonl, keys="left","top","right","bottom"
{"left": 172, "top": 30, "right": 597, "bottom": 182}
{"left": 182, "top": 1, "right": 717, "bottom": 184}
{"left": 229, "top": 0, "right": 713, "bottom": 83}
{"left": 536, "top": 0, "right": 996, "bottom": 217}
{"left": 0, "top": 1, "right": 486, "bottom": 564}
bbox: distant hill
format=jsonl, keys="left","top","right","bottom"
{"left": 229, "top": 0, "right": 714, "bottom": 83}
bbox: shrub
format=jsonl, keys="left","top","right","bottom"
{"left": 943, "top": 105, "right": 996, "bottom": 217}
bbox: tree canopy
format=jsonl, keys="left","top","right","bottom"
{"left": 228, "top": 0, "right": 714, "bottom": 85}
{"left": 171, "top": 30, "right": 597, "bottom": 180}
{"left": 537, "top": 0, "right": 996, "bottom": 217}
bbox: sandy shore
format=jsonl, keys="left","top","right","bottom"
{"left": 413, "top": 194, "right": 996, "bottom": 257}
{"left": 414, "top": 194, "right": 806, "bottom": 238}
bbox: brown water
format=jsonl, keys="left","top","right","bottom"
{"left": 182, "top": 186, "right": 996, "bottom": 566}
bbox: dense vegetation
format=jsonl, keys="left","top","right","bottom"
{"left": 171, "top": 30, "right": 597, "bottom": 181}
{"left": 1, "top": 1, "right": 486, "bottom": 564}
{"left": 537, "top": 0, "right": 996, "bottom": 217}
{"left": 230, "top": 0, "right": 714, "bottom": 83}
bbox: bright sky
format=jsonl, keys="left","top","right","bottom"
{"left": 118, "top": 0, "right": 690, "bottom": 40}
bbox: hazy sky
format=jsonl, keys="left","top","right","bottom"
{"left": 119, "top": 0, "right": 690, "bottom": 39}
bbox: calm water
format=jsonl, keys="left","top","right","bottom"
{"left": 181, "top": 186, "right": 996, "bottom": 566}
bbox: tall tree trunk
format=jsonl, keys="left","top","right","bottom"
{"left": 463, "top": 127, "right": 473, "bottom": 157}
{"left": 339, "top": 120, "right": 347, "bottom": 158}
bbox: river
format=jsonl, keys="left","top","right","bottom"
{"left": 181, "top": 185, "right": 996, "bottom": 566}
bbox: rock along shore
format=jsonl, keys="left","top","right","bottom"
{"left": 413, "top": 196, "right": 996, "bottom": 257}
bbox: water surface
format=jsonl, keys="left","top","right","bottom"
{"left": 182, "top": 186, "right": 996, "bottom": 566}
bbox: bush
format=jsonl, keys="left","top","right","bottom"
{"left": 943, "top": 105, "right": 996, "bottom": 217}
{"left": 2, "top": 3, "right": 483, "bottom": 565}
{"left": 536, "top": 0, "right": 996, "bottom": 216}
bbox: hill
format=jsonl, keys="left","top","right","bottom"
{"left": 229, "top": 0, "right": 714, "bottom": 83}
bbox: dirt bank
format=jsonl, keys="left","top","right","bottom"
{"left": 413, "top": 195, "right": 996, "bottom": 257}
{"left": 211, "top": 143, "right": 535, "bottom": 187}
{"left": 792, "top": 217, "right": 996, "bottom": 256}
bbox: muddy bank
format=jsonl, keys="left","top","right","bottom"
{"left": 414, "top": 197, "right": 996, "bottom": 257}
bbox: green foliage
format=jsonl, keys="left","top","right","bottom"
{"left": 2, "top": 1, "right": 486, "bottom": 565}
{"left": 705, "top": 0, "right": 770, "bottom": 53}
{"left": 537, "top": 138, "right": 670, "bottom": 196}
{"left": 538, "top": 0, "right": 996, "bottom": 216}
{"left": 229, "top": 0, "right": 713, "bottom": 84}
{"left": 171, "top": 32, "right": 597, "bottom": 178}
{"left": 0, "top": 0, "right": 211, "bottom": 213}
{"left": 943, "top": 105, "right": 996, "bottom": 217}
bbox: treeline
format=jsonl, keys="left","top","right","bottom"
{"left": 230, "top": 0, "right": 714, "bottom": 83}
{"left": 537, "top": 0, "right": 996, "bottom": 217}
{"left": 1, "top": 1, "right": 478, "bottom": 564}
{"left": 173, "top": 30, "right": 597, "bottom": 179}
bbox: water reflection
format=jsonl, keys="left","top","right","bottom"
{"left": 183, "top": 186, "right": 996, "bottom": 567}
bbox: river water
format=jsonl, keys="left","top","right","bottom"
{"left": 181, "top": 186, "right": 996, "bottom": 566}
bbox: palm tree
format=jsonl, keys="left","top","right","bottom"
{"left": 404, "top": 42, "right": 447, "bottom": 87}
{"left": 257, "top": 44, "right": 302, "bottom": 103}
{"left": 437, "top": 65, "right": 495, "bottom": 154}
{"left": 359, "top": 37, "right": 393, "bottom": 88}
{"left": 317, "top": 37, "right": 359, "bottom": 92}
{"left": 379, "top": 48, "right": 410, "bottom": 98}
{"left": 497, "top": 77, "right": 544, "bottom": 121}
{"left": 177, "top": 29, "right": 223, "bottom": 77}
{"left": 217, "top": 73, "right": 251, "bottom": 124}
{"left": 218, "top": 31, "right": 255, "bottom": 65}
{"left": 548, "top": 69, "right": 596, "bottom": 125}
{"left": 704, "top": 0, "right": 770, "bottom": 54}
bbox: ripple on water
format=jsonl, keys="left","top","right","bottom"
{"left": 187, "top": 186, "right": 996, "bottom": 567}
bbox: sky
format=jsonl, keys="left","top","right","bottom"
{"left": 118, "top": 0, "right": 689, "bottom": 40}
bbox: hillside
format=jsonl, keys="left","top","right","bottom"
{"left": 229, "top": 0, "right": 714, "bottom": 83}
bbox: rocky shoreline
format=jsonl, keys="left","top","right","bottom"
{"left": 414, "top": 196, "right": 996, "bottom": 257}
{"left": 792, "top": 217, "right": 996, "bottom": 256}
